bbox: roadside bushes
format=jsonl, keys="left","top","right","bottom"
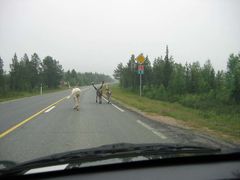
{"left": 143, "top": 85, "right": 169, "bottom": 101}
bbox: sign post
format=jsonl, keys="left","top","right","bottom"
{"left": 40, "top": 83, "right": 42, "bottom": 95}
{"left": 140, "top": 73, "right": 142, "bottom": 96}
{"left": 136, "top": 54, "right": 145, "bottom": 96}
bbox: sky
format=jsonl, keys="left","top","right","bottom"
{"left": 0, "top": 0, "right": 239, "bottom": 76}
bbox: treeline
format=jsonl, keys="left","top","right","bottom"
{"left": 0, "top": 53, "right": 113, "bottom": 95}
{"left": 114, "top": 46, "right": 240, "bottom": 112}
{"left": 64, "top": 70, "right": 113, "bottom": 87}
{"left": 0, "top": 53, "right": 62, "bottom": 93}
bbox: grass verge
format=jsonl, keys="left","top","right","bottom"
{"left": 111, "top": 85, "right": 240, "bottom": 144}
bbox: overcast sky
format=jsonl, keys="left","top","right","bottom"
{"left": 0, "top": 0, "right": 239, "bottom": 76}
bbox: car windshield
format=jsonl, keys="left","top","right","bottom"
{"left": 0, "top": 0, "right": 239, "bottom": 172}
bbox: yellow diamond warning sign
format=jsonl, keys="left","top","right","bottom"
{"left": 136, "top": 54, "right": 145, "bottom": 64}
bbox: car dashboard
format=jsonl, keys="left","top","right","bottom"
{"left": 4, "top": 152, "right": 240, "bottom": 180}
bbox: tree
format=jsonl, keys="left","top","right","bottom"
{"left": 117, "top": 54, "right": 138, "bottom": 89}
{"left": 0, "top": 57, "right": 4, "bottom": 93}
{"left": 113, "top": 63, "right": 123, "bottom": 80}
{"left": 169, "top": 63, "right": 186, "bottom": 95}
{"left": 163, "top": 45, "right": 173, "bottom": 88}
{"left": 227, "top": 53, "right": 240, "bottom": 103}
{"left": 189, "top": 61, "right": 203, "bottom": 93}
{"left": 64, "top": 70, "right": 71, "bottom": 86}
{"left": 70, "top": 69, "right": 78, "bottom": 86}
{"left": 232, "top": 65, "right": 240, "bottom": 103}
{"left": 10, "top": 53, "right": 20, "bottom": 90}
{"left": 201, "top": 60, "right": 215, "bottom": 92}
{"left": 30, "top": 53, "right": 41, "bottom": 89}
{"left": 19, "top": 53, "right": 31, "bottom": 90}
{"left": 215, "top": 70, "right": 225, "bottom": 90}
{"left": 142, "top": 55, "right": 152, "bottom": 87}
{"left": 42, "top": 56, "right": 63, "bottom": 88}
{"left": 152, "top": 56, "right": 164, "bottom": 86}
{"left": 126, "top": 54, "right": 137, "bottom": 90}
{"left": 185, "top": 62, "right": 191, "bottom": 93}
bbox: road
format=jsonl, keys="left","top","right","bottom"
{"left": 0, "top": 86, "right": 234, "bottom": 163}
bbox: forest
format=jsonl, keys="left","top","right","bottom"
{"left": 0, "top": 53, "right": 113, "bottom": 97}
{"left": 114, "top": 46, "right": 240, "bottom": 114}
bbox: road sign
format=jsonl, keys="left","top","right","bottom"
{"left": 136, "top": 54, "right": 145, "bottom": 64}
{"left": 138, "top": 70, "right": 144, "bottom": 75}
{"left": 138, "top": 65, "right": 144, "bottom": 71}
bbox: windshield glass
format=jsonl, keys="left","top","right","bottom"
{"left": 0, "top": 0, "right": 239, "bottom": 170}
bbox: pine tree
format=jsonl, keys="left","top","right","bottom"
{"left": 30, "top": 53, "right": 41, "bottom": 89}
{"left": 10, "top": 53, "right": 20, "bottom": 90}
{"left": 42, "top": 56, "right": 63, "bottom": 88}
{"left": 163, "top": 45, "right": 173, "bottom": 88}
{"left": 0, "top": 57, "right": 4, "bottom": 93}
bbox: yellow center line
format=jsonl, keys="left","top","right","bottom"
{"left": 0, "top": 96, "right": 68, "bottom": 139}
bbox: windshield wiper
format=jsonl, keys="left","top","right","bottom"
{"left": 55, "top": 143, "right": 221, "bottom": 159}
{"left": 0, "top": 143, "right": 221, "bottom": 176}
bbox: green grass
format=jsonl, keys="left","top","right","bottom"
{"left": 111, "top": 85, "right": 240, "bottom": 143}
{"left": 0, "top": 87, "right": 69, "bottom": 102}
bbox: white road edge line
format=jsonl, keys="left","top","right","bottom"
{"left": 102, "top": 97, "right": 125, "bottom": 112}
{"left": 137, "top": 120, "right": 167, "bottom": 139}
{"left": 44, "top": 106, "right": 55, "bottom": 113}
{"left": 112, "top": 104, "right": 125, "bottom": 112}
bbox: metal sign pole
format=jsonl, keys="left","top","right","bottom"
{"left": 140, "top": 73, "right": 142, "bottom": 97}
{"left": 136, "top": 54, "right": 145, "bottom": 97}
{"left": 40, "top": 83, "right": 42, "bottom": 95}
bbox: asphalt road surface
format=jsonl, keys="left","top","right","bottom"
{"left": 0, "top": 86, "right": 235, "bottom": 163}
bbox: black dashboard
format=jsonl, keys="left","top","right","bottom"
{"left": 10, "top": 152, "right": 240, "bottom": 180}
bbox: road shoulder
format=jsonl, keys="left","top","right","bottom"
{"left": 109, "top": 96, "right": 240, "bottom": 148}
